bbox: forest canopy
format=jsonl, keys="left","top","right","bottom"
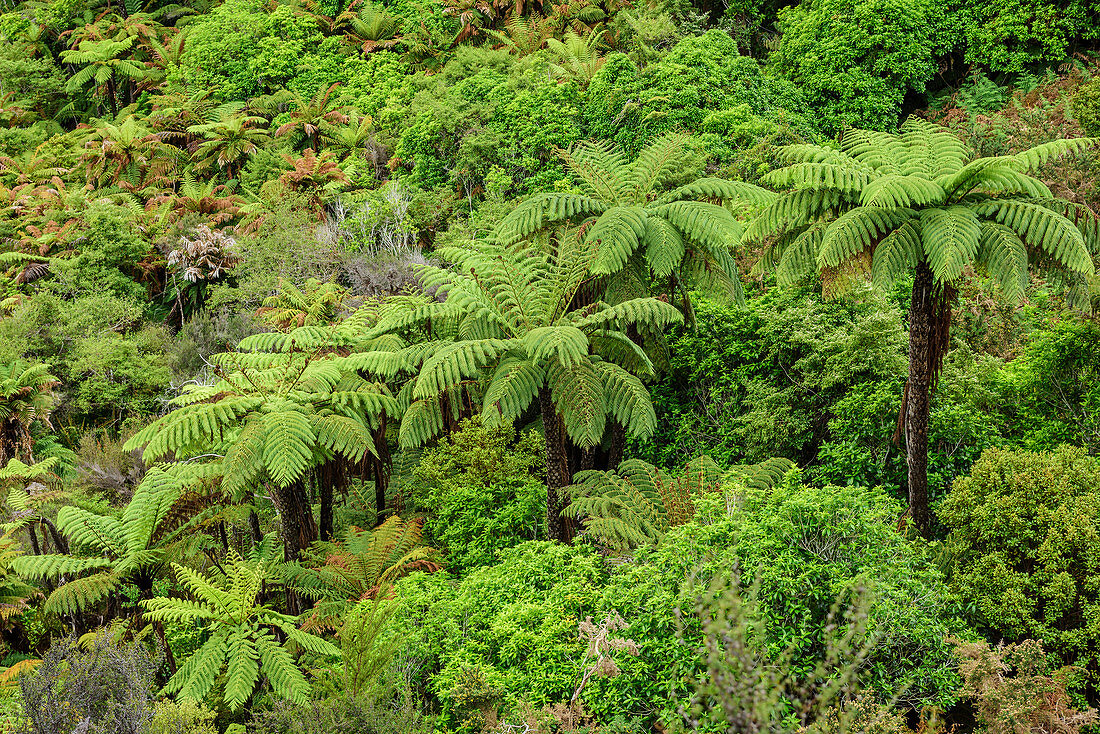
{"left": 1, "top": 0, "right": 1100, "bottom": 731}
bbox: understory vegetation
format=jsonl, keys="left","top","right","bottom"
{"left": 2, "top": 0, "right": 1100, "bottom": 730}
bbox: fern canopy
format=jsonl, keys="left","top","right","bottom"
{"left": 566, "top": 455, "right": 795, "bottom": 551}
{"left": 752, "top": 117, "right": 1098, "bottom": 303}
{"left": 494, "top": 135, "right": 775, "bottom": 306}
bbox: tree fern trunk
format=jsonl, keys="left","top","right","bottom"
{"left": 276, "top": 480, "right": 317, "bottom": 562}
{"left": 540, "top": 387, "right": 570, "bottom": 542}
{"left": 906, "top": 261, "right": 934, "bottom": 537}
{"left": 319, "top": 461, "right": 335, "bottom": 542}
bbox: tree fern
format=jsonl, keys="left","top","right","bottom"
{"left": 494, "top": 135, "right": 774, "bottom": 311}
{"left": 371, "top": 233, "right": 683, "bottom": 539}
{"left": 751, "top": 116, "right": 1098, "bottom": 536}
{"left": 142, "top": 552, "right": 339, "bottom": 710}
{"left": 281, "top": 516, "right": 439, "bottom": 631}
{"left": 566, "top": 455, "right": 795, "bottom": 551}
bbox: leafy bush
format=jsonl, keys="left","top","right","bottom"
{"left": 770, "top": 0, "right": 951, "bottom": 131}
{"left": 651, "top": 477, "right": 965, "bottom": 709}
{"left": 940, "top": 446, "right": 1100, "bottom": 676}
{"left": 411, "top": 419, "right": 546, "bottom": 572}
{"left": 20, "top": 633, "right": 161, "bottom": 734}
{"left": 249, "top": 691, "right": 430, "bottom": 734}
{"left": 1001, "top": 318, "right": 1100, "bottom": 454}
{"left": 143, "top": 699, "right": 218, "bottom": 734}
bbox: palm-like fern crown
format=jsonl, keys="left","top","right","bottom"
{"left": 282, "top": 516, "right": 439, "bottom": 630}
{"left": 0, "top": 361, "right": 59, "bottom": 463}
{"left": 368, "top": 233, "right": 683, "bottom": 448}
{"left": 256, "top": 277, "right": 349, "bottom": 331}
{"left": 752, "top": 117, "right": 1099, "bottom": 304}
{"left": 124, "top": 330, "right": 402, "bottom": 496}
{"left": 566, "top": 455, "right": 795, "bottom": 551}
{"left": 141, "top": 551, "right": 340, "bottom": 710}
{"left": 494, "top": 135, "right": 776, "bottom": 303}
{"left": 10, "top": 464, "right": 220, "bottom": 615}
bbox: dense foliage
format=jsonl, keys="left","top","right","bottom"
{"left": 2, "top": 0, "right": 1100, "bottom": 729}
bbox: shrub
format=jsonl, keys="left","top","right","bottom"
{"left": 770, "top": 0, "right": 951, "bottom": 131}
{"left": 249, "top": 692, "right": 430, "bottom": 734}
{"left": 940, "top": 447, "right": 1100, "bottom": 677}
{"left": 20, "top": 633, "right": 160, "bottom": 734}
{"left": 143, "top": 699, "right": 218, "bottom": 734}
{"left": 411, "top": 419, "right": 546, "bottom": 572}
{"left": 953, "top": 638, "right": 1097, "bottom": 733}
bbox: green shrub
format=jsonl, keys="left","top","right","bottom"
{"left": 1002, "top": 319, "right": 1100, "bottom": 454}
{"left": 411, "top": 419, "right": 546, "bottom": 572}
{"left": 143, "top": 699, "right": 217, "bottom": 734}
{"left": 958, "top": 0, "right": 1097, "bottom": 73}
{"left": 770, "top": 0, "right": 951, "bottom": 131}
{"left": 940, "top": 446, "right": 1100, "bottom": 676}
{"left": 1071, "top": 77, "right": 1100, "bottom": 136}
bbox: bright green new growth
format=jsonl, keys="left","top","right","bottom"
{"left": 141, "top": 551, "right": 340, "bottom": 711}
{"left": 495, "top": 135, "right": 776, "bottom": 303}
{"left": 566, "top": 455, "right": 795, "bottom": 550}
{"left": 752, "top": 118, "right": 1098, "bottom": 301}
{"left": 10, "top": 465, "right": 217, "bottom": 615}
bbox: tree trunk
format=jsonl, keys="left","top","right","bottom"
{"left": 540, "top": 387, "right": 570, "bottom": 542}
{"left": 905, "top": 261, "right": 936, "bottom": 538}
{"left": 318, "top": 460, "right": 336, "bottom": 542}
{"left": 274, "top": 480, "right": 317, "bottom": 562}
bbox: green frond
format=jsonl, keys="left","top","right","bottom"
{"left": 725, "top": 457, "right": 797, "bottom": 491}
{"left": 972, "top": 200, "right": 1094, "bottom": 275}
{"left": 224, "top": 630, "right": 260, "bottom": 711}
{"left": 860, "top": 174, "right": 945, "bottom": 209}
{"left": 593, "top": 361, "right": 656, "bottom": 440}
{"left": 548, "top": 358, "right": 606, "bottom": 449}
{"left": 977, "top": 222, "right": 1029, "bottom": 302}
{"left": 871, "top": 219, "right": 921, "bottom": 290}
{"left": 744, "top": 188, "right": 847, "bottom": 242}
{"left": 657, "top": 177, "right": 776, "bottom": 206}
{"left": 255, "top": 630, "right": 310, "bottom": 704}
{"left": 398, "top": 398, "right": 445, "bottom": 448}
{"left": 819, "top": 208, "right": 911, "bottom": 269}
{"left": 626, "top": 134, "right": 690, "bottom": 199}
{"left": 642, "top": 215, "right": 685, "bottom": 277}
{"left": 1013, "top": 138, "right": 1098, "bottom": 171}
{"left": 585, "top": 205, "right": 647, "bottom": 275}
{"left": 11, "top": 553, "right": 113, "bottom": 582}
{"left": 482, "top": 358, "right": 544, "bottom": 426}
{"left": 764, "top": 163, "right": 873, "bottom": 192}
{"left": 495, "top": 193, "right": 607, "bottom": 246}
{"left": 164, "top": 628, "right": 229, "bottom": 701}
{"left": 522, "top": 326, "right": 589, "bottom": 370}
{"left": 920, "top": 206, "right": 982, "bottom": 283}
{"left": 413, "top": 339, "right": 511, "bottom": 399}
{"left": 312, "top": 413, "right": 372, "bottom": 460}
{"left": 774, "top": 224, "right": 826, "bottom": 286}
{"left": 261, "top": 408, "right": 318, "bottom": 487}
{"left": 43, "top": 571, "right": 119, "bottom": 616}
{"left": 571, "top": 298, "right": 683, "bottom": 333}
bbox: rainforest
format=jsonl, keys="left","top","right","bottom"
{"left": 1, "top": 0, "right": 1100, "bottom": 731}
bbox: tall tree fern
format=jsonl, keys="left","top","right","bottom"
{"left": 495, "top": 134, "right": 775, "bottom": 309}
{"left": 369, "top": 232, "right": 684, "bottom": 540}
{"left": 124, "top": 332, "right": 400, "bottom": 561}
{"left": 566, "top": 455, "right": 794, "bottom": 551}
{"left": 749, "top": 118, "right": 1098, "bottom": 535}
{"left": 0, "top": 361, "right": 59, "bottom": 465}
{"left": 141, "top": 552, "right": 340, "bottom": 711}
